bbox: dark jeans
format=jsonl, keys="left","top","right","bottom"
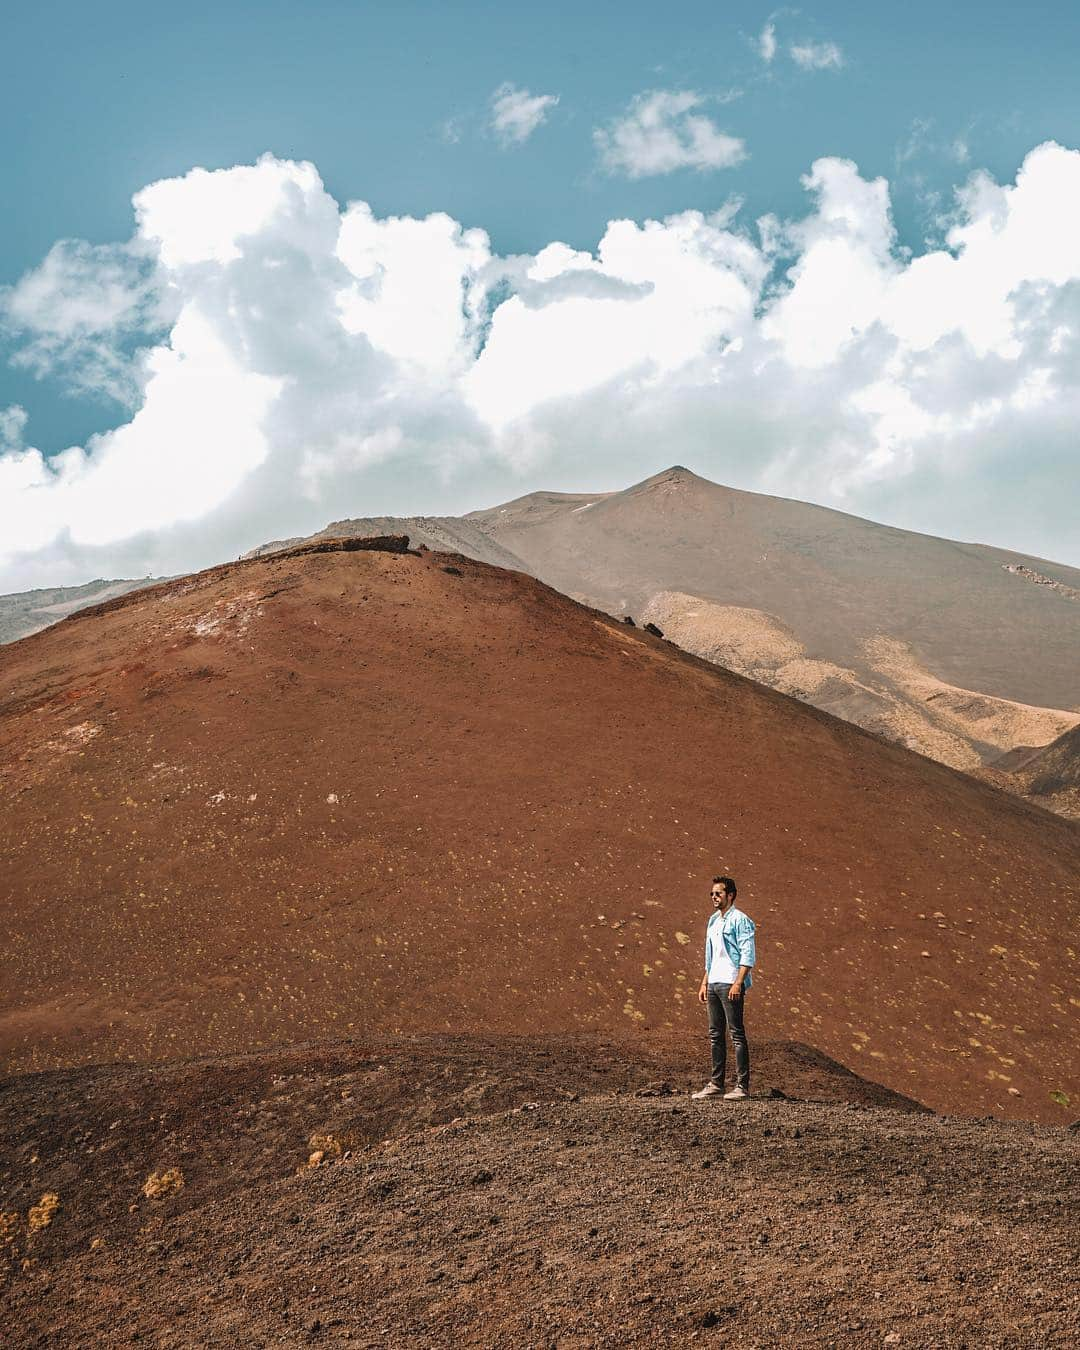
{"left": 707, "top": 983, "right": 750, "bottom": 1091}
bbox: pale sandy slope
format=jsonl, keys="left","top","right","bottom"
{"left": 635, "top": 591, "right": 1078, "bottom": 771}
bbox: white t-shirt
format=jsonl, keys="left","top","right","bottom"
{"left": 705, "top": 908, "right": 739, "bottom": 983}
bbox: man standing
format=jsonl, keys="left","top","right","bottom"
{"left": 692, "top": 876, "right": 755, "bottom": 1101}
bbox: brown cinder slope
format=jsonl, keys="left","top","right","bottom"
{"left": 0, "top": 538, "right": 1077, "bottom": 1121}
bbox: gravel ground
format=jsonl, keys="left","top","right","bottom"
{"left": 2, "top": 1035, "right": 1076, "bottom": 1348}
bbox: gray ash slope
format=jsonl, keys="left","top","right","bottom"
{"left": 0, "top": 578, "right": 159, "bottom": 646}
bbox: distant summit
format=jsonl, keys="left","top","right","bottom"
{"left": 466, "top": 466, "right": 1080, "bottom": 778}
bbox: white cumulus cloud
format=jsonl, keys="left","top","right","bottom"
{"left": 2, "top": 239, "right": 169, "bottom": 406}
{"left": 0, "top": 403, "right": 29, "bottom": 451}
{"left": 758, "top": 22, "right": 777, "bottom": 64}
{"left": 3, "top": 142, "right": 1080, "bottom": 589}
{"left": 490, "top": 83, "right": 559, "bottom": 146}
{"left": 594, "top": 91, "right": 748, "bottom": 179}
{"left": 790, "top": 40, "right": 845, "bottom": 71}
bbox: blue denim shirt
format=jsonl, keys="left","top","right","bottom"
{"left": 704, "top": 906, "right": 756, "bottom": 988}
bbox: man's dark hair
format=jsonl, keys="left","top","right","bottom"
{"left": 713, "top": 875, "right": 737, "bottom": 899}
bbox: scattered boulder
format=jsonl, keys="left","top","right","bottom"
{"left": 643, "top": 622, "right": 664, "bottom": 638}
{"left": 622, "top": 616, "right": 636, "bottom": 626}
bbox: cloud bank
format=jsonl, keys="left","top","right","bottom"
{"left": 3, "top": 141, "right": 1080, "bottom": 589}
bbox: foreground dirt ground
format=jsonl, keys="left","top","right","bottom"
{"left": 2, "top": 1034, "right": 1076, "bottom": 1347}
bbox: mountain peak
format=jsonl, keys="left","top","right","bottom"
{"left": 632, "top": 464, "right": 717, "bottom": 492}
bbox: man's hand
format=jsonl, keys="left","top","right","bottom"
{"left": 698, "top": 979, "right": 708, "bottom": 1004}
{"left": 727, "top": 982, "right": 743, "bottom": 1001}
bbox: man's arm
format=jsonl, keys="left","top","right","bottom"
{"left": 699, "top": 926, "right": 712, "bottom": 1003}
{"left": 728, "top": 916, "right": 756, "bottom": 999}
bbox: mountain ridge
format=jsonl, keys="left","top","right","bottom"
{"left": 4, "top": 464, "right": 1079, "bottom": 804}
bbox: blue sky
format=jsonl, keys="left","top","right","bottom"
{"left": 4, "top": 1, "right": 1080, "bottom": 585}
{"left": 7, "top": 1, "right": 1078, "bottom": 261}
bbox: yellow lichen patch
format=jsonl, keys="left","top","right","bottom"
{"left": 1, "top": 1212, "right": 21, "bottom": 1249}
{"left": 674, "top": 932, "right": 691, "bottom": 945}
{"left": 28, "top": 1193, "right": 60, "bottom": 1233}
{"left": 303, "top": 1133, "right": 346, "bottom": 1170}
{"left": 142, "top": 1168, "right": 184, "bottom": 1200}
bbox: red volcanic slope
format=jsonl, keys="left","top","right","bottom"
{"left": 1, "top": 539, "right": 1077, "bottom": 1121}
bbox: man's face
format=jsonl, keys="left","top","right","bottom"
{"left": 711, "top": 884, "right": 730, "bottom": 910}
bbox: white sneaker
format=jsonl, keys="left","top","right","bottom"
{"left": 691, "top": 1082, "right": 724, "bottom": 1099}
{"left": 723, "top": 1086, "right": 749, "bottom": 1100}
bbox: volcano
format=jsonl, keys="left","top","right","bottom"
{"left": 1, "top": 534, "right": 1077, "bottom": 1121}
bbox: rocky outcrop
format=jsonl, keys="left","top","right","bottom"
{"left": 1001, "top": 562, "right": 1080, "bottom": 602}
